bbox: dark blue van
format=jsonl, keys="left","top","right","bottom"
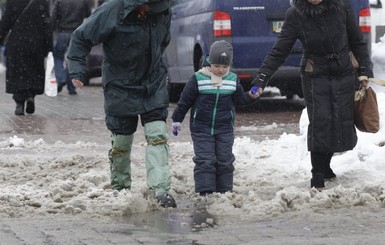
{"left": 164, "top": 0, "right": 372, "bottom": 102}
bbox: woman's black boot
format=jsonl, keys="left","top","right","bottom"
{"left": 310, "top": 173, "right": 325, "bottom": 190}
{"left": 324, "top": 153, "right": 336, "bottom": 181}
{"left": 15, "top": 102, "right": 25, "bottom": 116}
{"left": 26, "top": 97, "right": 35, "bottom": 114}
{"left": 310, "top": 152, "right": 326, "bottom": 190}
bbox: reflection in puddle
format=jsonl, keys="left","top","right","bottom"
{"left": 120, "top": 207, "right": 216, "bottom": 234}
{"left": 7, "top": 115, "right": 47, "bottom": 134}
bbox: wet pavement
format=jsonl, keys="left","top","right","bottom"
{"left": 0, "top": 72, "right": 337, "bottom": 245}
{"left": 0, "top": 76, "right": 107, "bottom": 144}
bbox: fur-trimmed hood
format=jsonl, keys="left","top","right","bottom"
{"left": 292, "top": 0, "right": 344, "bottom": 17}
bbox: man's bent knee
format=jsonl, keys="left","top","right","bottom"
{"left": 144, "top": 121, "right": 168, "bottom": 145}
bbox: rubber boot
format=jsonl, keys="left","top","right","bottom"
{"left": 144, "top": 120, "right": 175, "bottom": 207}
{"left": 108, "top": 134, "right": 134, "bottom": 190}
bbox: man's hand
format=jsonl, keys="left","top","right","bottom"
{"left": 72, "top": 79, "right": 84, "bottom": 88}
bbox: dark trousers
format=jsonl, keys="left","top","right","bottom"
{"left": 311, "top": 151, "right": 334, "bottom": 176}
{"left": 109, "top": 108, "right": 168, "bottom": 135}
{"left": 53, "top": 32, "right": 76, "bottom": 93}
{"left": 191, "top": 131, "right": 235, "bottom": 193}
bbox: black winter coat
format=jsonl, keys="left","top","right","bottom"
{"left": 259, "top": 0, "right": 373, "bottom": 153}
{"left": 68, "top": 0, "right": 171, "bottom": 132}
{"left": 0, "top": 0, "right": 52, "bottom": 95}
{"left": 50, "top": 0, "right": 91, "bottom": 32}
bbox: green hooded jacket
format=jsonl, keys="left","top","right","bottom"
{"left": 67, "top": 0, "right": 171, "bottom": 124}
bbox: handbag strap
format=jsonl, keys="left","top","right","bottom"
{"left": 368, "top": 77, "right": 385, "bottom": 86}
{"left": 355, "top": 86, "right": 367, "bottom": 101}
{"left": 358, "top": 76, "right": 385, "bottom": 86}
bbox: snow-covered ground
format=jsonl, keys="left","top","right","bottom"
{"left": 0, "top": 109, "right": 384, "bottom": 221}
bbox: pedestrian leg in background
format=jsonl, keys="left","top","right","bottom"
{"left": 144, "top": 120, "right": 176, "bottom": 208}
{"left": 24, "top": 89, "right": 36, "bottom": 114}
{"left": 108, "top": 134, "right": 133, "bottom": 190}
{"left": 12, "top": 92, "right": 26, "bottom": 116}
{"left": 215, "top": 132, "right": 235, "bottom": 193}
{"left": 191, "top": 132, "right": 216, "bottom": 196}
{"left": 12, "top": 89, "right": 36, "bottom": 115}
{"left": 64, "top": 64, "right": 77, "bottom": 94}
{"left": 53, "top": 32, "right": 76, "bottom": 95}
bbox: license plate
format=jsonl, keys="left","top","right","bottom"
{"left": 272, "top": 21, "right": 284, "bottom": 33}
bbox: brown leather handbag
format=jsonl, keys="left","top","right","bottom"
{"left": 354, "top": 85, "right": 380, "bottom": 133}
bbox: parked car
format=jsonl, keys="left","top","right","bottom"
{"left": 164, "top": 0, "right": 372, "bottom": 102}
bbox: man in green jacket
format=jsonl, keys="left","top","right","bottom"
{"left": 67, "top": 0, "right": 176, "bottom": 208}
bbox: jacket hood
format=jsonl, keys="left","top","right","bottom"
{"left": 292, "top": 0, "right": 344, "bottom": 17}
{"left": 121, "top": 0, "right": 169, "bottom": 19}
{"left": 147, "top": 0, "right": 169, "bottom": 13}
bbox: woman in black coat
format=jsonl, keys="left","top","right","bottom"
{"left": 0, "top": 0, "right": 52, "bottom": 115}
{"left": 252, "top": 0, "right": 373, "bottom": 189}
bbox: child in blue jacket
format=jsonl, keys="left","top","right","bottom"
{"left": 171, "top": 40, "right": 261, "bottom": 196}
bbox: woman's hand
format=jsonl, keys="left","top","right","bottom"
{"left": 361, "top": 79, "right": 369, "bottom": 88}
{"left": 358, "top": 76, "right": 369, "bottom": 88}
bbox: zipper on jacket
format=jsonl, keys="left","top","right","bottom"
{"left": 211, "top": 87, "right": 220, "bottom": 135}
{"left": 231, "top": 110, "right": 235, "bottom": 128}
{"left": 192, "top": 109, "right": 197, "bottom": 127}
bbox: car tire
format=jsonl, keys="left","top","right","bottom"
{"left": 82, "top": 75, "right": 90, "bottom": 86}
{"left": 167, "top": 75, "right": 183, "bottom": 102}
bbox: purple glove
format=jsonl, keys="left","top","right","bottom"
{"left": 172, "top": 122, "right": 181, "bottom": 136}
{"left": 251, "top": 85, "right": 259, "bottom": 95}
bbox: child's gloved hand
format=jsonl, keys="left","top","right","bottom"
{"left": 249, "top": 85, "right": 262, "bottom": 99}
{"left": 172, "top": 122, "right": 181, "bottom": 136}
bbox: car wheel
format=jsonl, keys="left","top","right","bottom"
{"left": 82, "top": 75, "right": 90, "bottom": 86}
{"left": 194, "top": 47, "right": 203, "bottom": 72}
{"left": 167, "top": 75, "right": 181, "bottom": 102}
